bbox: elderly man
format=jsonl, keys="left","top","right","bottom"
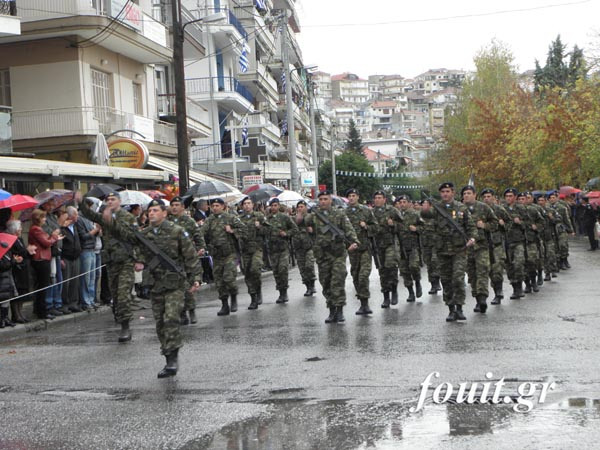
{"left": 61, "top": 206, "right": 82, "bottom": 312}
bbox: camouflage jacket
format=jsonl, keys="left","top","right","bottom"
{"left": 344, "top": 204, "right": 376, "bottom": 252}
{"left": 305, "top": 207, "right": 359, "bottom": 258}
{"left": 549, "top": 201, "right": 574, "bottom": 234}
{"left": 502, "top": 203, "right": 527, "bottom": 244}
{"left": 199, "top": 212, "right": 245, "bottom": 258}
{"left": 464, "top": 200, "right": 499, "bottom": 248}
{"left": 396, "top": 208, "right": 421, "bottom": 251}
{"left": 538, "top": 205, "right": 559, "bottom": 241}
{"left": 238, "top": 211, "right": 267, "bottom": 254}
{"left": 520, "top": 204, "right": 544, "bottom": 243}
{"left": 266, "top": 212, "right": 298, "bottom": 253}
{"left": 291, "top": 212, "right": 314, "bottom": 252}
{"left": 372, "top": 204, "right": 402, "bottom": 248}
{"left": 422, "top": 200, "right": 477, "bottom": 254}
{"left": 419, "top": 212, "right": 437, "bottom": 248}
{"left": 487, "top": 203, "right": 511, "bottom": 246}
{"left": 168, "top": 213, "right": 205, "bottom": 250}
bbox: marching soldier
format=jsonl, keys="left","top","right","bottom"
{"left": 526, "top": 192, "right": 548, "bottom": 286}
{"left": 199, "top": 198, "right": 245, "bottom": 316}
{"left": 239, "top": 196, "right": 267, "bottom": 309}
{"left": 77, "top": 191, "right": 137, "bottom": 343}
{"left": 548, "top": 191, "right": 575, "bottom": 269}
{"left": 480, "top": 189, "right": 510, "bottom": 304}
{"left": 305, "top": 191, "right": 359, "bottom": 323}
{"left": 292, "top": 200, "right": 317, "bottom": 297}
{"left": 371, "top": 190, "right": 402, "bottom": 308}
{"left": 517, "top": 192, "right": 544, "bottom": 294}
{"left": 502, "top": 188, "right": 527, "bottom": 300}
{"left": 265, "top": 198, "right": 298, "bottom": 304}
{"left": 461, "top": 185, "right": 499, "bottom": 313}
{"left": 535, "top": 194, "right": 560, "bottom": 280}
{"left": 345, "top": 188, "right": 377, "bottom": 315}
{"left": 420, "top": 200, "right": 441, "bottom": 295}
{"left": 421, "top": 183, "right": 476, "bottom": 322}
{"left": 395, "top": 195, "right": 423, "bottom": 302}
{"left": 168, "top": 196, "right": 205, "bottom": 325}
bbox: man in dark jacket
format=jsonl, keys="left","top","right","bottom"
{"left": 581, "top": 197, "right": 598, "bottom": 250}
{"left": 61, "top": 206, "right": 82, "bottom": 312}
{"left": 76, "top": 208, "right": 101, "bottom": 309}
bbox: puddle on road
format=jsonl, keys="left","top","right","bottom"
{"left": 193, "top": 397, "right": 600, "bottom": 449}
{"left": 39, "top": 389, "right": 138, "bottom": 401}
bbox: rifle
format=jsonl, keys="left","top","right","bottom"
{"left": 368, "top": 235, "right": 382, "bottom": 269}
{"left": 416, "top": 232, "right": 424, "bottom": 267}
{"left": 231, "top": 233, "right": 244, "bottom": 272}
{"left": 262, "top": 234, "right": 272, "bottom": 269}
{"left": 310, "top": 208, "right": 353, "bottom": 245}
{"left": 288, "top": 237, "right": 297, "bottom": 267}
{"left": 484, "top": 229, "right": 496, "bottom": 265}
{"left": 503, "top": 229, "right": 513, "bottom": 265}
{"left": 133, "top": 228, "right": 185, "bottom": 277}
{"left": 421, "top": 191, "right": 469, "bottom": 245}
{"left": 394, "top": 225, "right": 408, "bottom": 260}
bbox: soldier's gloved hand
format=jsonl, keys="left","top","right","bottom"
{"left": 134, "top": 262, "right": 145, "bottom": 272}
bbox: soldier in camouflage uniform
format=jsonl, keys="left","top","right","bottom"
{"left": 305, "top": 190, "right": 359, "bottom": 323}
{"left": 292, "top": 200, "right": 317, "bottom": 297}
{"left": 372, "top": 190, "right": 402, "bottom": 308}
{"left": 239, "top": 197, "right": 267, "bottom": 309}
{"left": 461, "top": 186, "right": 499, "bottom": 313}
{"left": 526, "top": 192, "right": 548, "bottom": 286}
{"left": 199, "top": 198, "right": 245, "bottom": 316}
{"left": 420, "top": 199, "right": 441, "bottom": 295}
{"left": 517, "top": 192, "right": 544, "bottom": 294}
{"left": 480, "top": 189, "right": 510, "bottom": 304}
{"left": 502, "top": 188, "right": 527, "bottom": 300}
{"left": 395, "top": 195, "right": 423, "bottom": 302}
{"left": 168, "top": 196, "right": 205, "bottom": 325}
{"left": 548, "top": 191, "right": 575, "bottom": 269}
{"left": 421, "top": 183, "right": 477, "bottom": 322}
{"left": 78, "top": 191, "right": 137, "bottom": 343}
{"left": 536, "top": 195, "right": 560, "bottom": 279}
{"left": 345, "top": 188, "right": 377, "bottom": 315}
{"left": 265, "top": 198, "right": 298, "bottom": 303}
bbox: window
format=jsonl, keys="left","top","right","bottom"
{"left": 133, "top": 82, "right": 143, "bottom": 115}
{"left": 0, "top": 69, "right": 10, "bottom": 107}
{"left": 91, "top": 68, "right": 112, "bottom": 131}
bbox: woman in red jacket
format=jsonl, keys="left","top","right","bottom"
{"left": 28, "top": 209, "right": 63, "bottom": 319}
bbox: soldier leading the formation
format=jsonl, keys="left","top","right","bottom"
{"left": 238, "top": 196, "right": 267, "bottom": 309}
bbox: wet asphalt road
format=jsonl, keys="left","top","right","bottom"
{"left": 1, "top": 238, "right": 600, "bottom": 449}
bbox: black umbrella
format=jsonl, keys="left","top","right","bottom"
{"left": 86, "top": 183, "right": 124, "bottom": 200}
{"left": 248, "top": 189, "right": 275, "bottom": 203}
{"left": 185, "top": 180, "right": 235, "bottom": 198}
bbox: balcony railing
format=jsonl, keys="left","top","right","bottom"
{"left": 228, "top": 9, "right": 247, "bottom": 40}
{"left": 157, "top": 94, "right": 210, "bottom": 125}
{"left": 0, "top": 106, "right": 12, "bottom": 153}
{"left": 0, "top": 0, "right": 17, "bottom": 16}
{"left": 186, "top": 77, "right": 254, "bottom": 104}
{"left": 12, "top": 106, "right": 176, "bottom": 146}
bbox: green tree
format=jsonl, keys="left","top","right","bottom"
{"left": 345, "top": 119, "right": 363, "bottom": 154}
{"left": 534, "top": 35, "right": 586, "bottom": 92}
{"left": 318, "top": 151, "right": 381, "bottom": 198}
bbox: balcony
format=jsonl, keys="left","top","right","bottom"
{"left": 233, "top": 4, "right": 275, "bottom": 51}
{"left": 243, "top": 112, "right": 280, "bottom": 143}
{"left": 11, "top": 0, "right": 170, "bottom": 63}
{"left": 12, "top": 106, "right": 176, "bottom": 147}
{"left": 0, "top": 106, "right": 12, "bottom": 153}
{"left": 186, "top": 77, "right": 254, "bottom": 114}
{"left": 157, "top": 94, "right": 211, "bottom": 138}
{"left": 0, "top": 0, "right": 20, "bottom": 36}
{"left": 237, "top": 60, "right": 279, "bottom": 107}
{"left": 194, "top": 8, "right": 247, "bottom": 52}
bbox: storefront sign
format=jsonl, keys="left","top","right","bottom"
{"left": 108, "top": 138, "right": 149, "bottom": 169}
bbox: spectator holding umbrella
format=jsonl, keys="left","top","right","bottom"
{"left": 6, "top": 219, "right": 36, "bottom": 323}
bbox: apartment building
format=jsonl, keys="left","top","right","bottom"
{"left": 0, "top": 0, "right": 20, "bottom": 153}
{"left": 331, "top": 72, "right": 369, "bottom": 104}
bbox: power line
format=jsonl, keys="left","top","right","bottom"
{"left": 301, "top": 0, "right": 592, "bottom": 28}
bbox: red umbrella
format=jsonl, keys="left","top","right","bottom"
{"left": 585, "top": 191, "right": 600, "bottom": 198}
{"left": 142, "top": 190, "right": 166, "bottom": 199}
{"left": 0, "top": 194, "right": 38, "bottom": 212}
{"left": 559, "top": 186, "right": 581, "bottom": 196}
{"left": 242, "top": 184, "right": 283, "bottom": 195}
{"left": 0, "top": 232, "right": 17, "bottom": 259}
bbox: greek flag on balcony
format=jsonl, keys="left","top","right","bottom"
{"left": 281, "top": 118, "right": 288, "bottom": 136}
{"left": 255, "top": 0, "right": 267, "bottom": 11}
{"left": 241, "top": 117, "right": 249, "bottom": 146}
{"left": 280, "top": 71, "right": 286, "bottom": 93}
{"left": 239, "top": 41, "right": 250, "bottom": 74}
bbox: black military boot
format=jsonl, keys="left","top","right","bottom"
{"left": 415, "top": 280, "right": 423, "bottom": 298}
{"left": 118, "top": 320, "right": 132, "bottom": 343}
{"left": 257, "top": 288, "right": 263, "bottom": 305}
{"left": 455, "top": 305, "right": 467, "bottom": 320}
{"left": 406, "top": 286, "right": 416, "bottom": 302}
{"left": 564, "top": 258, "right": 571, "bottom": 269}
{"left": 476, "top": 295, "right": 487, "bottom": 313}
{"left": 248, "top": 294, "right": 259, "bottom": 310}
{"left": 217, "top": 297, "right": 230, "bottom": 316}
{"left": 303, "top": 284, "right": 312, "bottom": 296}
{"left": 335, "top": 306, "right": 345, "bottom": 323}
{"left": 524, "top": 279, "right": 532, "bottom": 294}
{"left": 310, "top": 280, "right": 317, "bottom": 295}
{"left": 391, "top": 285, "right": 399, "bottom": 305}
{"left": 473, "top": 298, "right": 481, "bottom": 312}
{"left": 157, "top": 349, "right": 178, "bottom": 378}
{"left": 537, "top": 270, "right": 544, "bottom": 286}
{"left": 180, "top": 310, "right": 190, "bottom": 326}
{"left": 491, "top": 282, "right": 503, "bottom": 305}
{"left": 230, "top": 294, "right": 238, "bottom": 312}
{"left": 446, "top": 305, "right": 457, "bottom": 322}
{"left": 544, "top": 271, "right": 551, "bottom": 281}
{"left": 560, "top": 258, "right": 568, "bottom": 270}
{"left": 531, "top": 275, "right": 539, "bottom": 293}
{"left": 325, "top": 306, "right": 337, "bottom": 323}
{"left": 428, "top": 281, "right": 437, "bottom": 295}
{"left": 276, "top": 290, "right": 289, "bottom": 304}
{"left": 356, "top": 299, "right": 366, "bottom": 315}
{"left": 188, "top": 309, "right": 197, "bottom": 324}
{"left": 381, "top": 291, "right": 391, "bottom": 308}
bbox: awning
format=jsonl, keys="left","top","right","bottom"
{"left": 147, "top": 156, "right": 236, "bottom": 188}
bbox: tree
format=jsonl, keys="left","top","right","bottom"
{"left": 345, "top": 119, "right": 363, "bottom": 154}
{"left": 534, "top": 35, "right": 586, "bottom": 92}
{"left": 318, "top": 151, "right": 381, "bottom": 199}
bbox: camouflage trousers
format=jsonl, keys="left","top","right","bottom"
{"left": 349, "top": 248, "right": 372, "bottom": 300}
{"left": 506, "top": 242, "right": 525, "bottom": 283}
{"left": 183, "top": 289, "right": 196, "bottom": 311}
{"left": 296, "top": 247, "right": 316, "bottom": 286}
{"left": 524, "top": 241, "right": 540, "bottom": 276}
{"left": 213, "top": 253, "right": 238, "bottom": 299}
{"left": 467, "top": 245, "right": 490, "bottom": 297}
{"left": 107, "top": 261, "right": 134, "bottom": 323}
{"left": 438, "top": 250, "right": 467, "bottom": 306}
{"left": 543, "top": 238, "right": 559, "bottom": 273}
{"left": 399, "top": 248, "right": 421, "bottom": 287}
{"left": 270, "top": 249, "right": 289, "bottom": 291}
{"left": 489, "top": 244, "right": 506, "bottom": 285}
{"left": 557, "top": 232, "right": 570, "bottom": 259}
{"left": 242, "top": 250, "right": 263, "bottom": 295}
{"left": 422, "top": 245, "right": 440, "bottom": 282}
{"left": 151, "top": 287, "right": 184, "bottom": 356}
{"left": 315, "top": 251, "right": 348, "bottom": 307}
{"left": 377, "top": 244, "right": 398, "bottom": 293}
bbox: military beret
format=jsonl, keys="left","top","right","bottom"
{"left": 170, "top": 196, "right": 184, "bottom": 204}
{"left": 395, "top": 194, "right": 410, "bottom": 202}
{"left": 480, "top": 188, "right": 495, "bottom": 196}
{"left": 318, "top": 190, "right": 332, "bottom": 197}
{"left": 345, "top": 188, "right": 359, "bottom": 196}
{"left": 461, "top": 185, "right": 475, "bottom": 195}
{"left": 522, "top": 191, "right": 532, "bottom": 197}
{"left": 546, "top": 190, "right": 558, "bottom": 198}
{"left": 105, "top": 191, "right": 120, "bottom": 200}
{"left": 269, "top": 198, "right": 280, "bottom": 204}
{"left": 210, "top": 198, "right": 225, "bottom": 205}
{"left": 503, "top": 188, "right": 518, "bottom": 196}
{"left": 438, "top": 182, "right": 454, "bottom": 191}
{"left": 373, "top": 190, "right": 386, "bottom": 197}
{"left": 297, "top": 200, "right": 307, "bottom": 207}
{"left": 240, "top": 196, "right": 252, "bottom": 204}
{"left": 147, "top": 199, "right": 166, "bottom": 208}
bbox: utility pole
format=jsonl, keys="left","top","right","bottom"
{"left": 280, "top": 12, "right": 299, "bottom": 192}
{"left": 229, "top": 117, "right": 239, "bottom": 188}
{"left": 308, "top": 76, "right": 318, "bottom": 188}
{"left": 331, "top": 124, "right": 337, "bottom": 195}
{"left": 171, "top": 0, "right": 190, "bottom": 195}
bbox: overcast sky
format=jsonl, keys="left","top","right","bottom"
{"left": 295, "top": 0, "right": 600, "bottom": 78}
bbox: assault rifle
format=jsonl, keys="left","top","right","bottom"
{"left": 368, "top": 235, "right": 382, "bottom": 269}
{"left": 421, "top": 191, "right": 470, "bottom": 245}
{"left": 310, "top": 208, "right": 353, "bottom": 245}
{"left": 133, "top": 228, "right": 185, "bottom": 277}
